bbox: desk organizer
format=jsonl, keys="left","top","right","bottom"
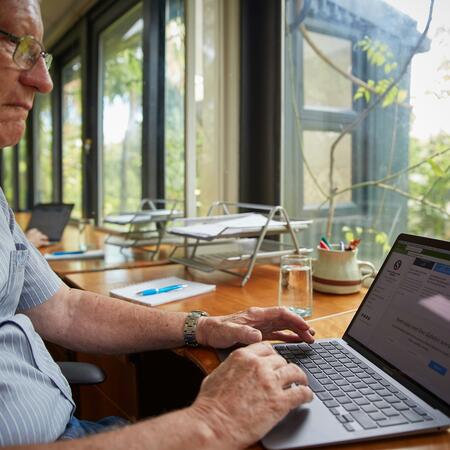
{"left": 168, "top": 201, "right": 312, "bottom": 286}
{"left": 103, "top": 198, "right": 183, "bottom": 258}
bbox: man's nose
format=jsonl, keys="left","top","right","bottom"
{"left": 19, "top": 56, "right": 54, "bottom": 93}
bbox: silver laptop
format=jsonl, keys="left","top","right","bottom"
{"left": 264, "top": 233, "right": 450, "bottom": 449}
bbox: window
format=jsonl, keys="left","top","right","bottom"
{"left": 1, "top": 146, "right": 14, "bottom": 205}
{"left": 98, "top": 3, "right": 143, "bottom": 219}
{"left": 18, "top": 135, "right": 28, "bottom": 210}
{"left": 185, "top": 0, "right": 240, "bottom": 215}
{"left": 62, "top": 56, "right": 83, "bottom": 218}
{"left": 283, "top": 0, "right": 450, "bottom": 266}
{"left": 164, "top": 0, "right": 185, "bottom": 205}
{"left": 34, "top": 93, "right": 53, "bottom": 203}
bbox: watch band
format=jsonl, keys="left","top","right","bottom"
{"left": 183, "top": 310, "right": 209, "bottom": 347}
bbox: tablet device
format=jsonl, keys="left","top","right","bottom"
{"left": 26, "top": 203, "right": 74, "bottom": 244}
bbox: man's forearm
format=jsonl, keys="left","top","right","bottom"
{"left": 5, "top": 405, "right": 235, "bottom": 450}
{"left": 27, "top": 285, "right": 189, "bottom": 354}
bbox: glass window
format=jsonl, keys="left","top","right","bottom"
{"left": 303, "top": 32, "right": 352, "bottom": 109}
{"left": 34, "top": 93, "right": 53, "bottom": 203}
{"left": 1, "top": 146, "right": 14, "bottom": 205}
{"left": 303, "top": 131, "right": 352, "bottom": 207}
{"left": 62, "top": 56, "right": 83, "bottom": 218}
{"left": 165, "top": 0, "right": 185, "bottom": 206}
{"left": 283, "top": 0, "right": 450, "bottom": 266}
{"left": 18, "top": 135, "right": 27, "bottom": 210}
{"left": 190, "top": 0, "right": 240, "bottom": 215}
{"left": 99, "top": 4, "right": 143, "bottom": 218}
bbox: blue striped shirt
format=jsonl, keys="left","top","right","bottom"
{"left": 0, "top": 190, "right": 74, "bottom": 445}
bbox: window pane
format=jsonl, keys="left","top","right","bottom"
{"left": 165, "top": 0, "right": 185, "bottom": 206}
{"left": 303, "top": 131, "right": 352, "bottom": 207}
{"left": 99, "top": 4, "right": 143, "bottom": 218}
{"left": 303, "top": 32, "right": 352, "bottom": 109}
{"left": 283, "top": 0, "right": 450, "bottom": 267}
{"left": 62, "top": 56, "right": 83, "bottom": 218}
{"left": 18, "top": 135, "right": 27, "bottom": 210}
{"left": 35, "top": 93, "right": 53, "bottom": 203}
{"left": 2, "top": 147, "right": 14, "bottom": 205}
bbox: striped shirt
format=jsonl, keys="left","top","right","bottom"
{"left": 0, "top": 189, "right": 74, "bottom": 446}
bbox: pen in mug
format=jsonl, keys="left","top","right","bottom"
{"left": 136, "top": 284, "right": 188, "bottom": 296}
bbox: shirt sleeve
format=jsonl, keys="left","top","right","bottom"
{"left": 12, "top": 213, "right": 63, "bottom": 311}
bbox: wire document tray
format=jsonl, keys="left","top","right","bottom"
{"left": 168, "top": 202, "right": 312, "bottom": 286}
{"left": 103, "top": 199, "right": 183, "bottom": 258}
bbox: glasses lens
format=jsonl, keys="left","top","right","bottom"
{"left": 14, "top": 36, "right": 45, "bottom": 70}
{"left": 44, "top": 53, "right": 52, "bottom": 70}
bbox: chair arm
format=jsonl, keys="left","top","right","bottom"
{"left": 57, "top": 361, "right": 106, "bottom": 385}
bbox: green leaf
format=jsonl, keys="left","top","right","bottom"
{"left": 396, "top": 89, "right": 407, "bottom": 104}
{"left": 429, "top": 159, "right": 445, "bottom": 177}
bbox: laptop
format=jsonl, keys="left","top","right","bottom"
{"left": 26, "top": 203, "right": 74, "bottom": 244}
{"left": 263, "top": 233, "right": 450, "bottom": 449}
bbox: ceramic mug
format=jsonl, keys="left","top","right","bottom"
{"left": 312, "top": 245, "right": 376, "bottom": 294}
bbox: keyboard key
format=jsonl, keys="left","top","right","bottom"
{"left": 343, "top": 423, "right": 355, "bottom": 432}
{"left": 362, "top": 405, "right": 378, "bottom": 414}
{"left": 402, "top": 410, "right": 424, "bottom": 423}
{"left": 383, "top": 408, "right": 401, "bottom": 417}
{"left": 369, "top": 411, "right": 387, "bottom": 421}
{"left": 392, "top": 402, "right": 410, "bottom": 411}
{"left": 351, "top": 411, "right": 378, "bottom": 429}
{"left": 316, "top": 391, "right": 333, "bottom": 401}
{"left": 354, "top": 397, "right": 370, "bottom": 406}
{"left": 329, "top": 407, "right": 340, "bottom": 415}
{"left": 347, "top": 391, "right": 363, "bottom": 399}
{"left": 324, "top": 400, "right": 340, "bottom": 408}
{"left": 337, "top": 396, "right": 352, "bottom": 405}
{"left": 343, "top": 403, "right": 360, "bottom": 412}
{"left": 378, "top": 415, "right": 408, "bottom": 427}
{"left": 373, "top": 400, "right": 390, "bottom": 409}
{"left": 360, "top": 387, "right": 374, "bottom": 396}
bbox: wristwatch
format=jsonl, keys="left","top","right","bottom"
{"left": 183, "top": 310, "right": 209, "bottom": 347}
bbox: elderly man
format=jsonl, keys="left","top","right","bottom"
{"left": 0, "top": 0, "right": 314, "bottom": 448}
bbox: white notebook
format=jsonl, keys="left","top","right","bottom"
{"left": 109, "top": 276, "right": 216, "bottom": 306}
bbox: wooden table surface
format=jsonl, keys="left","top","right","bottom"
{"left": 65, "top": 264, "right": 450, "bottom": 450}
{"left": 15, "top": 212, "right": 170, "bottom": 277}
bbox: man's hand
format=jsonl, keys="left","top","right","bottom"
{"left": 191, "top": 342, "right": 313, "bottom": 449}
{"left": 196, "top": 306, "right": 315, "bottom": 348}
{"left": 26, "top": 228, "right": 49, "bottom": 248}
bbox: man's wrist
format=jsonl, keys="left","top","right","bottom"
{"left": 183, "top": 311, "right": 209, "bottom": 347}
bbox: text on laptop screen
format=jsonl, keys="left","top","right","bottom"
{"left": 347, "top": 238, "right": 450, "bottom": 405}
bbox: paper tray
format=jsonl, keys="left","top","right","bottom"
{"left": 170, "top": 239, "right": 311, "bottom": 271}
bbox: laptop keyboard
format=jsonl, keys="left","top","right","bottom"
{"left": 274, "top": 341, "right": 434, "bottom": 432}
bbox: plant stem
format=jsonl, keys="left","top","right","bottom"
{"left": 300, "top": 24, "right": 411, "bottom": 110}
{"left": 377, "top": 183, "right": 449, "bottom": 216}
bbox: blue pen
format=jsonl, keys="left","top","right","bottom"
{"left": 137, "top": 284, "right": 188, "bottom": 296}
{"left": 52, "top": 250, "right": 86, "bottom": 256}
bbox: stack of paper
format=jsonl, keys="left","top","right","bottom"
{"left": 169, "top": 213, "right": 310, "bottom": 240}
{"left": 109, "top": 276, "right": 216, "bottom": 306}
{"left": 104, "top": 209, "right": 182, "bottom": 225}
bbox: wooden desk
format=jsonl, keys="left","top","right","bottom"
{"left": 14, "top": 212, "right": 170, "bottom": 278}
{"left": 65, "top": 264, "right": 364, "bottom": 318}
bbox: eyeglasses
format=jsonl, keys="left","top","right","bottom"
{"left": 0, "top": 29, "right": 52, "bottom": 70}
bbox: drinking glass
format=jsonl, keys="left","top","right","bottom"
{"left": 278, "top": 254, "right": 313, "bottom": 318}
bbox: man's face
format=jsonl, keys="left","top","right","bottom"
{"left": 0, "top": 0, "right": 53, "bottom": 148}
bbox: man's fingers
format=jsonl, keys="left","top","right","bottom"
{"left": 276, "top": 363, "right": 309, "bottom": 388}
{"left": 234, "top": 341, "right": 275, "bottom": 357}
{"left": 282, "top": 384, "right": 314, "bottom": 410}
{"left": 267, "top": 330, "right": 315, "bottom": 344}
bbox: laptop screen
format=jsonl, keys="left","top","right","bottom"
{"left": 346, "top": 234, "right": 450, "bottom": 406}
{"left": 26, "top": 203, "right": 74, "bottom": 242}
